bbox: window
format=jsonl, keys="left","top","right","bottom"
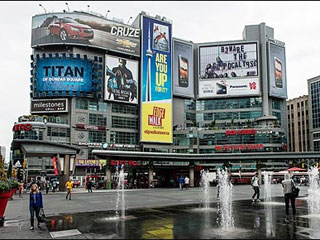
{"left": 89, "top": 114, "right": 107, "bottom": 126}
{"left": 112, "top": 116, "right": 138, "bottom": 129}
{"left": 112, "top": 104, "right": 138, "bottom": 115}
{"left": 88, "top": 131, "right": 106, "bottom": 143}
{"left": 76, "top": 99, "right": 88, "bottom": 110}
{"left": 110, "top": 131, "right": 138, "bottom": 145}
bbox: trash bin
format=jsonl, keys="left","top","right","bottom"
{"left": 107, "top": 181, "right": 112, "bottom": 190}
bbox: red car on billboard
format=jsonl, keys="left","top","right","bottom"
{"left": 48, "top": 17, "right": 94, "bottom": 41}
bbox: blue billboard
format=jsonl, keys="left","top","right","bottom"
{"left": 36, "top": 58, "right": 92, "bottom": 92}
{"left": 141, "top": 16, "right": 172, "bottom": 102}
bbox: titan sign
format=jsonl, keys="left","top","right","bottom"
{"left": 105, "top": 55, "right": 139, "bottom": 104}
{"left": 268, "top": 43, "right": 287, "bottom": 99}
{"left": 173, "top": 39, "right": 194, "bottom": 98}
{"left": 35, "top": 58, "right": 92, "bottom": 92}
{"left": 140, "top": 15, "right": 172, "bottom": 143}
{"left": 31, "top": 99, "right": 68, "bottom": 113}
{"left": 198, "top": 42, "right": 260, "bottom": 98}
{"left": 32, "top": 12, "right": 140, "bottom": 56}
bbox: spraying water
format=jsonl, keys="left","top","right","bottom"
{"left": 115, "top": 164, "right": 125, "bottom": 219}
{"left": 216, "top": 168, "right": 234, "bottom": 231}
{"left": 200, "top": 169, "right": 211, "bottom": 210}
{"left": 308, "top": 166, "right": 320, "bottom": 214}
{"left": 263, "top": 171, "right": 273, "bottom": 201}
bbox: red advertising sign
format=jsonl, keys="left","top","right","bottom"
{"left": 225, "top": 129, "right": 257, "bottom": 136}
{"left": 111, "top": 160, "right": 140, "bottom": 167}
{"left": 52, "top": 157, "right": 58, "bottom": 176}
{"left": 12, "top": 124, "right": 33, "bottom": 132}
{"left": 215, "top": 144, "right": 263, "bottom": 152}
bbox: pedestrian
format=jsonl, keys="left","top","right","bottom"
{"left": 87, "top": 179, "right": 93, "bottom": 193}
{"left": 282, "top": 173, "right": 297, "bottom": 222}
{"left": 19, "top": 180, "right": 24, "bottom": 198}
{"left": 184, "top": 176, "right": 190, "bottom": 190}
{"left": 251, "top": 172, "right": 261, "bottom": 202}
{"left": 52, "top": 180, "right": 57, "bottom": 193}
{"left": 45, "top": 180, "right": 50, "bottom": 194}
{"left": 179, "top": 175, "right": 184, "bottom": 190}
{"left": 65, "top": 179, "right": 73, "bottom": 200}
{"left": 29, "top": 184, "right": 43, "bottom": 230}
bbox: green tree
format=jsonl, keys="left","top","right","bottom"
{"left": 7, "top": 160, "right": 12, "bottom": 179}
{"left": 0, "top": 154, "right": 7, "bottom": 182}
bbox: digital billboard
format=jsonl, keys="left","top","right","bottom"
{"left": 268, "top": 43, "right": 287, "bottom": 99}
{"left": 173, "top": 39, "right": 194, "bottom": 98}
{"left": 140, "top": 15, "right": 172, "bottom": 143}
{"left": 31, "top": 99, "right": 68, "bottom": 113}
{"left": 198, "top": 42, "right": 260, "bottom": 98}
{"left": 105, "top": 55, "right": 138, "bottom": 104}
{"left": 32, "top": 12, "right": 140, "bottom": 56}
{"left": 35, "top": 58, "right": 92, "bottom": 92}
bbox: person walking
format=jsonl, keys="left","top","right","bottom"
{"left": 282, "top": 173, "right": 297, "bottom": 222}
{"left": 178, "top": 176, "right": 184, "bottom": 190}
{"left": 45, "top": 180, "right": 50, "bottom": 195}
{"left": 184, "top": 176, "right": 190, "bottom": 190}
{"left": 65, "top": 179, "right": 73, "bottom": 200}
{"left": 29, "top": 184, "right": 43, "bottom": 230}
{"left": 19, "top": 180, "right": 24, "bottom": 198}
{"left": 52, "top": 180, "right": 57, "bottom": 193}
{"left": 87, "top": 179, "right": 93, "bottom": 193}
{"left": 251, "top": 172, "right": 261, "bottom": 202}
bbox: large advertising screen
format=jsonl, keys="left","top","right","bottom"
{"left": 32, "top": 12, "right": 140, "bottom": 56}
{"left": 173, "top": 39, "right": 194, "bottom": 98}
{"left": 198, "top": 42, "right": 260, "bottom": 98}
{"left": 140, "top": 15, "right": 172, "bottom": 143}
{"left": 268, "top": 43, "right": 287, "bottom": 99}
{"left": 105, "top": 55, "right": 138, "bottom": 104}
{"left": 35, "top": 58, "right": 92, "bottom": 92}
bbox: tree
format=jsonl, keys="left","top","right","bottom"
{"left": 7, "top": 160, "right": 12, "bottom": 179}
{"left": 0, "top": 154, "right": 7, "bottom": 182}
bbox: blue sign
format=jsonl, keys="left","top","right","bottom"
{"left": 36, "top": 58, "right": 92, "bottom": 92}
{"left": 141, "top": 16, "right": 172, "bottom": 102}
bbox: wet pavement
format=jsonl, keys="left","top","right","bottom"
{"left": 45, "top": 195, "right": 320, "bottom": 239}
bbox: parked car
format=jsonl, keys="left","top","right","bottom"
{"left": 48, "top": 17, "right": 94, "bottom": 41}
{"left": 72, "top": 179, "right": 81, "bottom": 188}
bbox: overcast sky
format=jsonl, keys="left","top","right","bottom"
{"left": 1, "top": 1, "right": 319, "bottom": 161}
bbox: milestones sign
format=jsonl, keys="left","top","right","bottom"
{"left": 31, "top": 99, "right": 68, "bottom": 113}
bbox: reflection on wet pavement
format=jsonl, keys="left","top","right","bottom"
{"left": 46, "top": 196, "right": 316, "bottom": 239}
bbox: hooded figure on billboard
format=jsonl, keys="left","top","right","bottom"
{"left": 106, "top": 58, "right": 137, "bottom": 102}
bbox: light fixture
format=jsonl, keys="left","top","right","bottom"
{"left": 39, "top": 4, "right": 47, "bottom": 13}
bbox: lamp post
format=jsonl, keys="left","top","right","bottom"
{"left": 106, "top": 10, "right": 110, "bottom": 18}
{"left": 39, "top": 4, "right": 47, "bottom": 13}
{"left": 127, "top": 16, "right": 132, "bottom": 24}
{"left": 65, "top": 2, "right": 70, "bottom": 12}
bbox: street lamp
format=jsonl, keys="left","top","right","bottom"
{"left": 65, "top": 2, "right": 70, "bottom": 12}
{"left": 87, "top": 5, "right": 90, "bottom": 12}
{"left": 106, "top": 10, "right": 110, "bottom": 18}
{"left": 39, "top": 4, "right": 47, "bottom": 13}
{"left": 127, "top": 16, "right": 132, "bottom": 24}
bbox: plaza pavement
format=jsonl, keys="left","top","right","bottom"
{"left": 0, "top": 185, "right": 310, "bottom": 239}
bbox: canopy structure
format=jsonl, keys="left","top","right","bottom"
{"left": 287, "top": 167, "right": 305, "bottom": 172}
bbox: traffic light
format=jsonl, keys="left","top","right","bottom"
{"left": 23, "top": 159, "right": 27, "bottom": 169}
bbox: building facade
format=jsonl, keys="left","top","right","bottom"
{"left": 287, "top": 95, "right": 310, "bottom": 152}
{"left": 11, "top": 11, "right": 288, "bottom": 186}
{"left": 308, "top": 75, "right": 320, "bottom": 151}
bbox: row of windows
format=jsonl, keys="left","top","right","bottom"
{"left": 47, "top": 127, "right": 70, "bottom": 138}
{"left": 112, "top": 104, "right": 138, "bottom": 115}
{"left": 197, "top": 111, "right": 262, "bottom": 121}
{"left": 88, "top": 131, "right": 106, "bottom": 143}
{"left": 112, "top": 116, "right": 138, "bottom": 129}
{"left": 14, "top": 130, "right": 44, "bottom": 140}
{"left": 110, "top": 131, "right": 138, "bottom": 145}
{"left": 196, "top": 97, "right": 262, "bottom": 111}
{"left": 89, "top": 113, "right": 107, "bottom": 126}
{"left": 272, "top": 99, "right": 281, "bottom": 110}
{"left": 75, "top": 99, "right": 108, "bottom": 112}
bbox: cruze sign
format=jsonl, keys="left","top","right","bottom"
{"left": 13, "top": 124, "right": 33, "bottom": 132}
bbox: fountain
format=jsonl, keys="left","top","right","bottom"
{"left": 263, "top": 171, "right": 273, "bottom": 201}
{"left": 200, "top": 169, "right": 211, "bottom": 210}
{"left": 307, "top": 166, "right": 320, "bottom": 215}
{"left": 216, "top": 168, "right": 234, "bottom": 231}
{"left": 115, "top": 164, "right": 125, "bottom": 219}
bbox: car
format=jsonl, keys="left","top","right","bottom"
{"left": 72, "top": 179, "right": 81, "bottom": 188}
{"left": 48, "top": 17, "right": 94, "bottom": 42}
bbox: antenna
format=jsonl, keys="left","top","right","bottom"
{"left": 65, "top": 2, "right": 70, "bottom": 12}
{"left": 106, "top": 10, "right": 110, "bottom": 18}
{"left": 39, "top": 4, "right": 47, "bottom": 13}
{"left": 127, "top": 16, "right": 132, "bottom": 24}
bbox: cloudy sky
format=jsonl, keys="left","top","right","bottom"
{"left": 0, "top": 1, "right": 319, "bottom": 161}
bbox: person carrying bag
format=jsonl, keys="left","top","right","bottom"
{"left": 29, "top": 184, "right": 44, "bottom": 230}
{"left": 281, "top": 173, "right": 299, "bottom": 222}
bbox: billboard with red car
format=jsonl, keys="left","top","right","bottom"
{"left": 32, "top": 12, "right": 140, "bottom": 56}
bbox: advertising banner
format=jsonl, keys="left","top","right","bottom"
{"left": 140, "top": 15, "right": 172, "bottom": 143}
{"left": 268, "top": 43, "right": 287, "bottom": 99}
{"left": 32, "top": 12, "right": 140, "bottom": 56}
{"left": 105, "top": 55, "right": 138, "bottom": 104}
{"left": 35, "top": 58, "right": 92, "bottom": 92}
{"left": 31, "top": 99, "right": 68, "bottom": 113}
{"left": 173, "top": 39, "right": 194, "bottom": 97}
{"left": 198, "top": 42, "right": 260, "bottom": 98}
{"left": 52, "top": 157, "right": 58, "bottom": 176}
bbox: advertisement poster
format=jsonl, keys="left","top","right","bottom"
{"left": 140, "top": 15, "right": 172, "bottom": 143}
{"left": 105, "top": 55, "right": 138, "bottom": 104}
{"left": 198, "top": 42, "right": 259, "bottom": 98}
{"left": 52, "top": 157, "right": 58, "bottom": 176}
{"left": 35, "top": 57, "right": 92, "bottom": 92}
{"left": 173, "top": 39, "right": 194, "bottom": 97}
{"left": 268, "top": 43, "right": 287, "bottom": 99}
{"left": 32, "top": 12, "right": 140, "bottom": 56}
